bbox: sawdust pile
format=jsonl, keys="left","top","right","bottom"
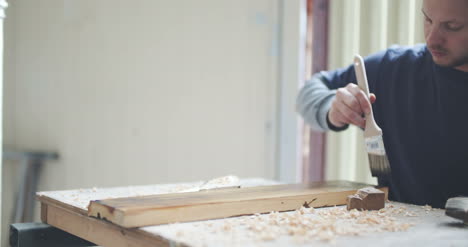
{"left": 201, "top": 204, "right": 416, "bottom": 243}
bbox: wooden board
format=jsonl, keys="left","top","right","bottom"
{"left": 40, "top": 202, "right": 173, "bottom": 247}
{"left": 88, "top": 181, "right": 386, "bottom": 228}
{"left": 36, "top": 178, "right": 282, "bottom": 247}
{"left": 37, "top": 179, "right": 468, "bottom": 247}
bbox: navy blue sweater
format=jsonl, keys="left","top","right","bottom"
{"left": 322, "top": 44, "right": 468, "bottom": 208}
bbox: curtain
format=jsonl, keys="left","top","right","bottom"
{"left": 325, "top": 0, "right": 425, "bottom": 184}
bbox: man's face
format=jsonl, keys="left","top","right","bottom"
{"left": 423, "top": 0, "right": 468, "bottom": 72}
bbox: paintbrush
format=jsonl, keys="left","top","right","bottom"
{"left": 353, "top": 55, "right": 391, "bottom": 177}
{"left": 445, "top": 197, "right": 468, "bottom": 225}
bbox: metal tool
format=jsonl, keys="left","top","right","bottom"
{"left": 445, "top": 197, "right": 468, "bottom": 225}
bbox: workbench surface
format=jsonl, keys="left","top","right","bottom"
{"left": 37, "top": 178, "right": 468, "bottom": 247}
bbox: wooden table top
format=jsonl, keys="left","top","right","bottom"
{"left": 36, "top": 178, "right": 468, "bottom": 247}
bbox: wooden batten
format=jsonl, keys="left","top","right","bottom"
{"left": 88, "top": 181, "right": 386, "bottom": 228}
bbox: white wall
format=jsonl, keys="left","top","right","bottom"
{"left": 2, "top": 0, "right": 308, "bottom": 244}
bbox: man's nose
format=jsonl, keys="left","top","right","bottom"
{"left": 426, "top": 27, "right": 444, "bottom": 46}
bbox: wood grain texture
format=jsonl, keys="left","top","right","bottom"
{"left": 42, "top": 202, "right": 180, "bottom": 247}
{"left": 35, "top": 178, "right": 281, "bottom": 247}
{"left": 88, "top": 181, "right": 384, "bottom": 228}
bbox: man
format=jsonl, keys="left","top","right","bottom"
{"left": 297, "top": 0, "right": 468, "bottom": 208}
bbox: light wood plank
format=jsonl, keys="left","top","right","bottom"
{"left": 35, "top": 178, "right": 281, "bottom": 247}
{"left": 88, "top": 181, "right": 385, "bottom": 228}
{"left": 43, "top": 202, "right": 180, "bottom": 247}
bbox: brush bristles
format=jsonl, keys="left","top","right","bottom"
{"left": 368, "top": 154, "right": 391, "bottom": 177}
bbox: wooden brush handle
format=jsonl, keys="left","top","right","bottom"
{"left": 353, "top": 55, "right": 382, "bottom": 137}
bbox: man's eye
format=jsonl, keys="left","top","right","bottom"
{"left": 446, "top": 24, "right": 463, "bottom": 31}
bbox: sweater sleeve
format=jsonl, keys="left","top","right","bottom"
{"left": 297, "top": 48, "right": 393, "bottom": 132}
{"left": 296, "top": 73, "right": 349, "bottom": 132}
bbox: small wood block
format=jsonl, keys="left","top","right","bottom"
{"left": 88, "top": 181, "right": 376, "bottom": 228}
{"left": 347, "top": 187, "right": 385, "bottom": 211}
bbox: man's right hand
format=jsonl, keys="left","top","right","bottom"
{"left": 328, "top": 83, "right": 376, "bottom": 129}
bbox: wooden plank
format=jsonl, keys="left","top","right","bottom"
{"left": 40, "top": 202, "right": 48, "bottom": 223}
{"left": 88, "top": 181, "right": 384, "bottom": 228}
{"left": 35, "top": 178, "right": 282, "bottom": 247}
{"left": 41, "top": 202, "right": 181, "bottom": 247}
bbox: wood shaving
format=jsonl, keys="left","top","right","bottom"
{"left": 421, "top": 204, "right": 437, "bottom": 213}
{"left": 196, "top": 204, "right": 416, "bottom": 244}
{"left": 404, "top": 212, "right": 417, "bottom": 217}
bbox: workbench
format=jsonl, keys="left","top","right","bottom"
{"left": 32, "top": 178, "right": 467, "bottom": 247}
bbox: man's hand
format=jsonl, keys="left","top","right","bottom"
{"left": 328, "top": 83, "right": 376, "bottom": 129}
